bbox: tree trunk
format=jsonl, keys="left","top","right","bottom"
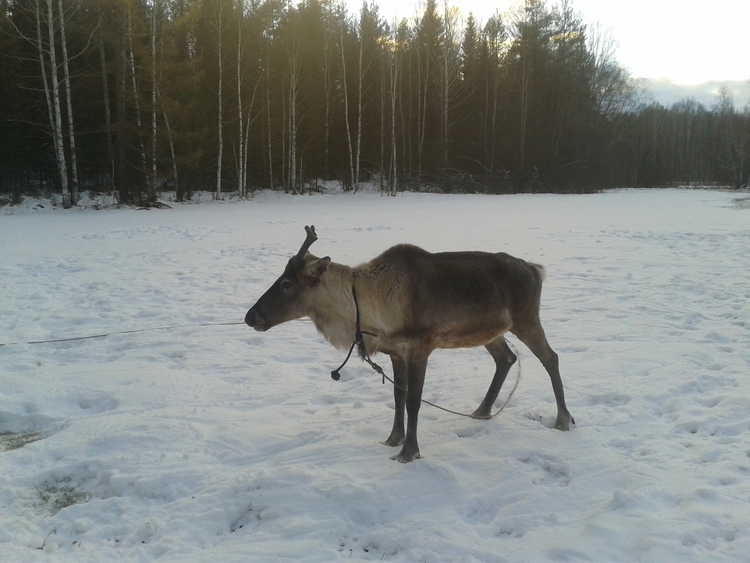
{"left": 389, "top": 42, "right": 399, "bottom": 195}
{"left": 416, "top": 35, "right": 429, "bottom": 184}
{"left": 57, "top": 0, "right": 78, "bottom": 205}
{"left": 354, "top": 21, "right": 364, "bottom": 193}
{"left": 236, "top": 0, "right": 245, "bottom": 197}
{"left": 242, "top": 74, "right": 261, "bottom": 195}
{"left": 115, "top": 20, "right": 128, "bottom": 202}
{"left": 127, "top": 5, "right": 148, "bottom": 200}
{"left": 519, "top": 51, "right": 529, "bottom": 188}
{"left": 45, "top": 0, "right": 70, "bottom": 207}
{"left": 323, "top": 17, "right": 333, "bottom": 180}
{"left": 99, "top": 35, "right": 115, "bottom": 193}
{"left": 34, "top": 0, "right": 58, "bottom": 193}
{"left": 162, "top": 109, "right": 178, "bottom": 198}
{"left": 379, "top": 55, "right": 385, "bottom": 184}
{"left": 340, "top": 20, "right": 354, "bottom": 190}
{"left": 150, "top": 7, "right": 157, "bottom": 199}
{"left": 215, "top": 3, "right": 224, "bottom": 198}
{"left": 265, "top": 36, "right": 273, "bottom": 190}
{"left": 441, "top": 1, "right": 449, "bottom": 166}
{"left": 288, "top": 52, "right": 299, "bottom": 194}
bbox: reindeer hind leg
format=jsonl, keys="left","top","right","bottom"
{"left": 513, "top": 320, "right": 574, "bottom": 431}
{"left": 471, "top": 336, "right": 516, "bottom": 419}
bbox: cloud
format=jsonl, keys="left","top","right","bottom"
{"left": 641, "top": 79, "right": 750, "bottom": 109}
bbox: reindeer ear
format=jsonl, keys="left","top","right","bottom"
{"left": 310, "top": 256, "right": 331, "bottom": 278}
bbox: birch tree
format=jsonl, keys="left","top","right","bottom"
{"left": 115, "top": 8, "right": 128, "bottom": 202}
{"left": 236, "top": 0, "right": 245, "bottom": 197}
{"left": 483, "top": 14, "right": 505, "bottom": 177}
{"left": 387, "top": 23, "right": 402, "bottom": 195}
{"left": 353, "top": 5, "right": 366, "bottom": 192}
{"left": 321, "top": 0, "right": 338, "bottom": 180}
{"left": 439, "top": 0, "right": 460, "bottom": 166}
{"left": 216, "top": 2, "right": 224, "bottom": 198}
{"left": 287, "top": 46, "right": 300, "bottom": 194}
{"left": 339, "top": 14, "right": 355, "bottom": 190}
{"left": 57, "top": 0, "right": 78, "bottom": 204}
{"left": 44, "top": 0, "right": 70, "bottom": 206}
{"left": 265, "top": 28, "right": 274, "bottom": 189}
{"left": 18, "top": 0, "right": 71, "bottom": 205}
{"left": 211, "top": 0, "right": 231, "bottom": 198}
{"left": 126, "top": 3, "right": 148, "bottom": 197}
{"left": 415, "top": 0, "right": 440, "bottom": 182}
{"left": 99, "top": 33, "right": 115, "bottom": 191}
{"left": 149, "top": 1, "right": 158, "bottom": 199}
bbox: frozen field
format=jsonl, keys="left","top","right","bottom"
{"left": 1, "top": 188, "right": 749, "bottom": 562}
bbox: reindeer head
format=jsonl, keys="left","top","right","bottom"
{"left": 245, "top": 225, "right": 332, "bottom": 331}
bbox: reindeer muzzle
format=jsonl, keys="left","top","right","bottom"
{"left": 244, "top": 307, "right": 268, "bottom": 331}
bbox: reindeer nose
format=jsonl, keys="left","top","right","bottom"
{"left": 245, "top": 307, "right": 267, "bottom": 331}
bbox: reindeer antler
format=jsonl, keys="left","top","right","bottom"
{"left": 294, "top": 225, "right": 318, "bottom": 260}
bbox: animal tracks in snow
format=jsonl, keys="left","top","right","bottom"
{"left": 2, "top": 189, "right": 750, "bottom": 561}
{"left": 518, "top": 453, "right": 570, "bottom": 487}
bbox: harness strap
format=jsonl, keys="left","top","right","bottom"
{"left": 330, "top": 285, "right": 382, "bottom": 381}
{"left": 329, "top": 285, "right": 520, "bottom": 419}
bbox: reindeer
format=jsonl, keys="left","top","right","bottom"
{"left": 245, "top": 226, "right": 574, "bottom": 462}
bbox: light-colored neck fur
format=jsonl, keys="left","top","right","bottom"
{"left": 307, "top": 258, "right": 407, "bottom": 356}
{"left": 307, "top": 262, "right": 359, "bottom": 352}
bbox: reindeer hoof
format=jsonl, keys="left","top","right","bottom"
{"left": 391, "top": 447, "right": 421, "bottom": 463}
{"left": 554, "top": 414, "right": 574, "bottom": 431}
{"left": 470, "top": 409, "right": 492, "bottom": 420}
{"left": 381, "top": 434, "right": 405, "bottom": 447}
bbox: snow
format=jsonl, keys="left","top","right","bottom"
{"left": 1, "top": 188, "right": 749, "bottom": 562}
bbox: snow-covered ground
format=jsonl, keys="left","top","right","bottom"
{"left": 1, "top": 189, "right": 749, "bottom": 562}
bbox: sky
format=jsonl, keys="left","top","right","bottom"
{"left": 347, "top": 0, "right": 750, "bottom": 104}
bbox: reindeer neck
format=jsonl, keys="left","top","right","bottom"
{"left": 307, "top": 263, "right": 358, "bottom": 352}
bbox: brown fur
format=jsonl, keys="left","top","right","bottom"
{"left": 246, "top": 227, "right": 574, "bottom": 462}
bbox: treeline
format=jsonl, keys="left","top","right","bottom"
{"left": 1, "top": 0, "right": 748, "bottom": 206}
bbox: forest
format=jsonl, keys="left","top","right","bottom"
{"left": 1, "top": 0, "right": 749, "bottom": 206}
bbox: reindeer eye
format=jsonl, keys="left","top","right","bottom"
{"left": 280, "top": 279, "right": 293, "bottom": 292}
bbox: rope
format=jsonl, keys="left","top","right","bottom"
{"left": 330, "top": 282, "right": 522, "bottom": 419}
{"left": 378, "top": 341, "right": 522, "bottom": 419}
{"left": 0, "top": 321, "right": 245, "bottom": 348}
{"left": 4, "top": 313, "right": 522, "bottom": 420}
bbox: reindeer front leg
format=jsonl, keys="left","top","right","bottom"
{"left": 392, "top": 351, "right": 428, "bottom": 463}
{"left": 383, "top": 354, "right": 407, "bottom": 447}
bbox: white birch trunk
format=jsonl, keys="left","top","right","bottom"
{"left": 99, "top": 35, "right": 115, "bottom": 192}
{"left": 281, "top": 89, "right": 286, "bottom": 190}
{"left": 490, "top": 34, "right": 500, "bottom": 176}
{"left": 35, "top": 0, "right": 56, "bottom": 174}
{"left": 440, "top": 0, "right": 460, "bottom": 167}
{"left": 442, "top": 19, "right": 449, "bottom": 166}
{"left": 150, "top": 7, "right": 157, "bottom": 199}
{"left": 57, "top": 0, "right": 78, "bottom": 205}
{"left": 160, "top": 94, "right": 178, "bottom": 197}
{"left": 127, "top": 6, "right": 148, "bottom": 193}
{"left": 389, "top": 42, "right": 399, "bottom": 196}
{"left": 288, "top": 53, "right": 299, "bottom": 194}
{"left": 323, "top": 19, "right": 333, "bottom": 180}
{"left": 155, "top": 82, "right": 178, "bottom": 195}
{"left": 45, "top": 0, "right": 70, "bottom": 207}
{"left": 242, "top": 74, "right": 261, "bottom": 196}
{"left": 354, "top": 26, "right": 363, "bottom": 193}
{"left": 236, "top": 0, "right": 245, "bottom": 197}
{"left": 340, "top": 20, "right": 355, "bottom": 190}
{"left": 379, "top": 53, "right": 385, "bottom": 183}
{"left": 416, "top": 42, "right": 428, "bottom": 183}
{"left": 216, "top": 4, "right": 223, "bottom": 198}
{"left": 265, "top": 36, "right": 273, "bottom": 190}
